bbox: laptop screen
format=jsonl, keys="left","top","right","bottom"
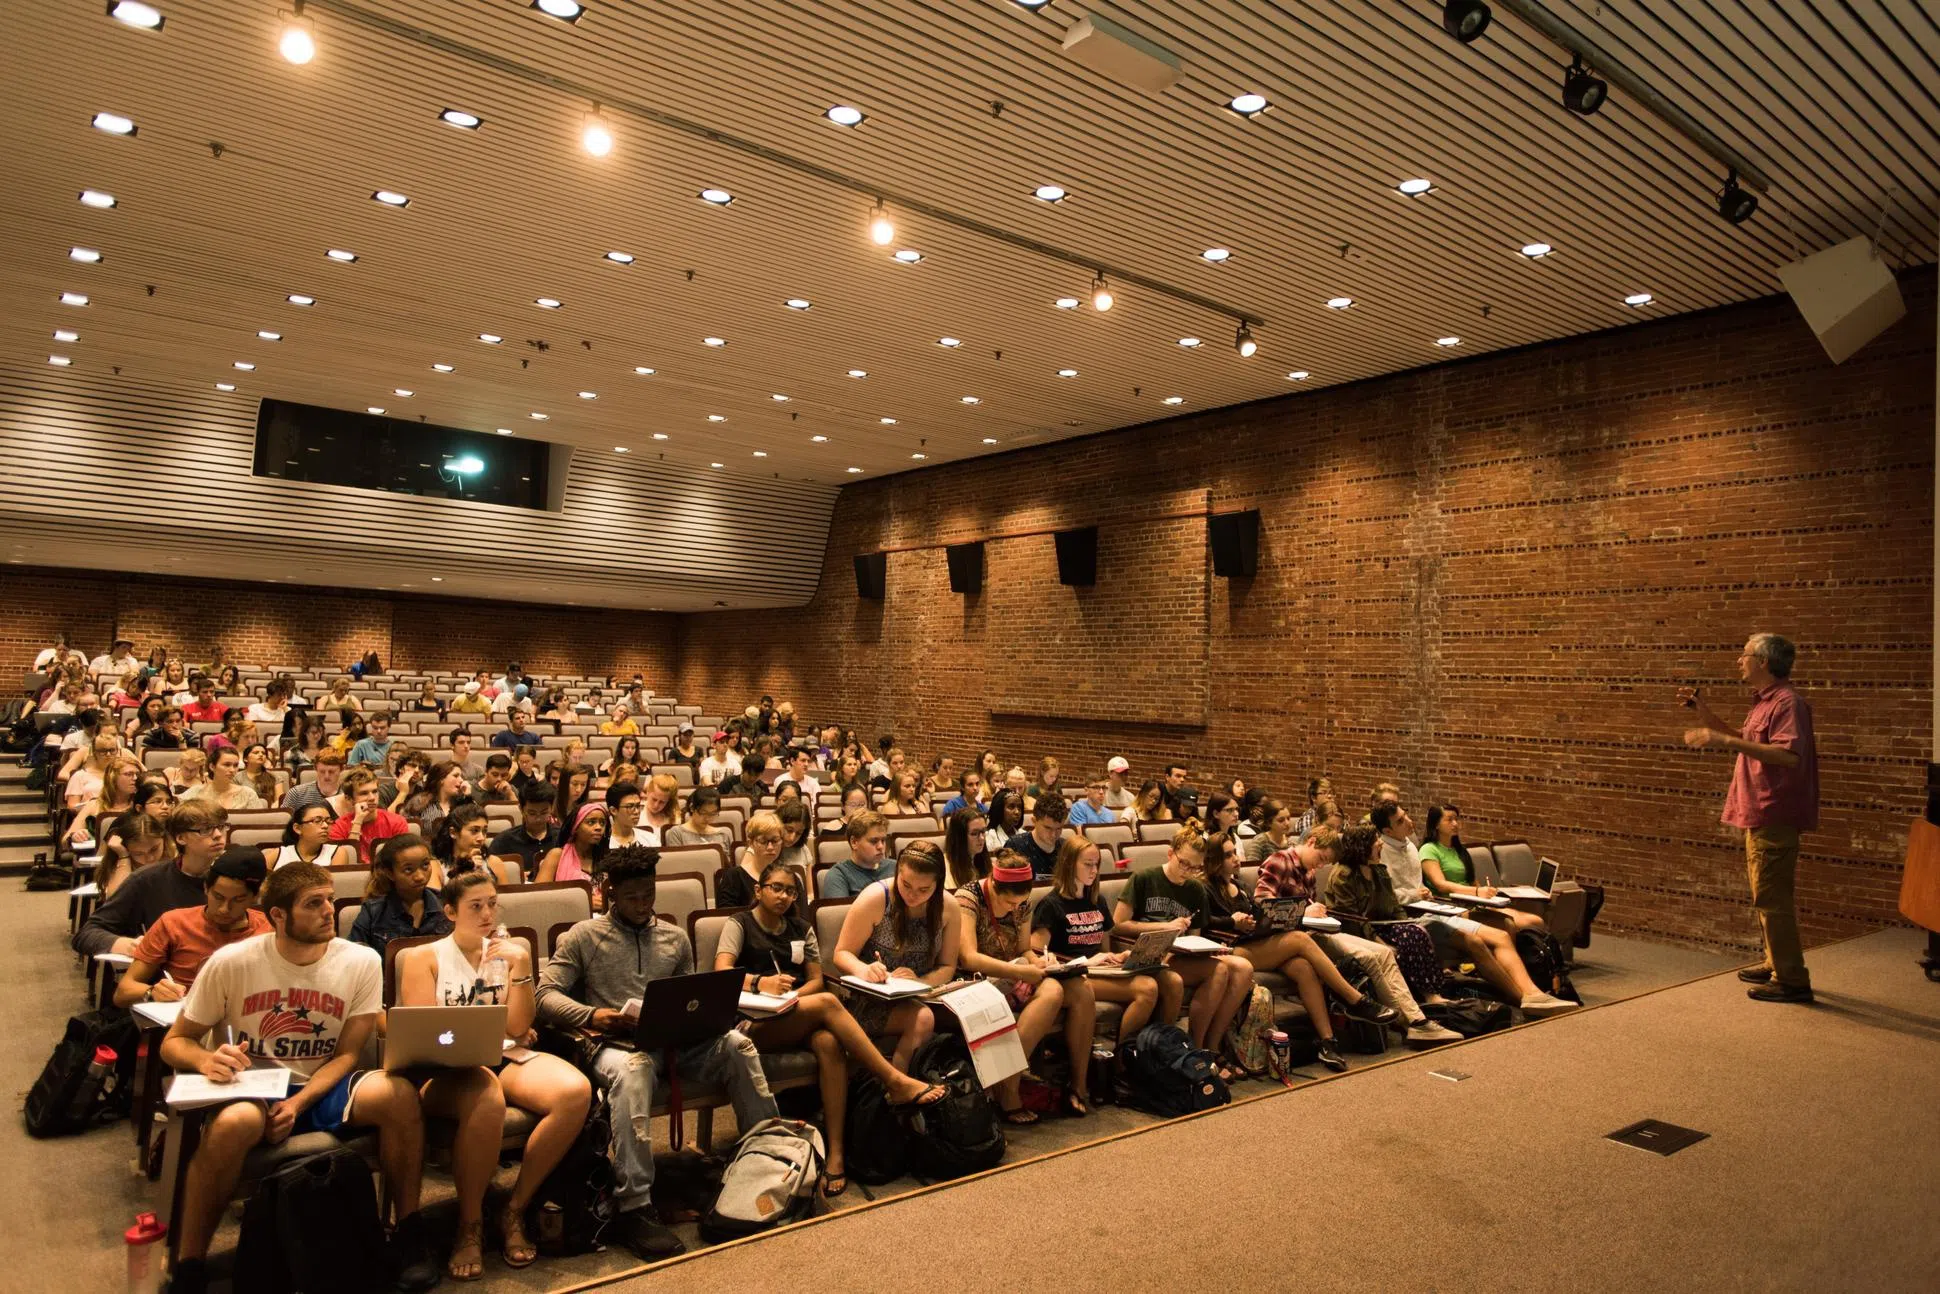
{"left": 1537, "top": 858, "right": 1560, "bottom": 891}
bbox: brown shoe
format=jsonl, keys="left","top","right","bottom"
{"left": 1747, "top": 981, "right": 1813, "bottom": 1003}
{"left": 1736, "top": 966, "right": 1773, "bottom": 984}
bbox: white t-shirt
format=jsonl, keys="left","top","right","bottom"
{"left": 246, "top": 703, "right": 289, "bottom": 726}
{"left": 35, "top": 647, "right": 84, "bottom": 670}
{"left": 182, "top": 934, "right": 382, "bottom": 1081}
{"left": 698, "top": 753, "right": 741, "bottom": 785}
{"left": 777, "top": 773, "right": 821, "bottom": 801}
{"left": 1379, "top": 835, "right": 1427, "bottom": 905}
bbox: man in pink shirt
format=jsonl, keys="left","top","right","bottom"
{"left": 1681, "top": 633, "right": 1819, "bottom": 1003}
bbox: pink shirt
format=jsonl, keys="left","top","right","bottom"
{"left": 1721, "top": 682, "right": 1818, "bottom": 831}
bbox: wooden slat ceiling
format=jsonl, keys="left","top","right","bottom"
{"left": 2, "top": 0, "right": 1933, "bottom": 490}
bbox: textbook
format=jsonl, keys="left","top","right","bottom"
{"left": 738, "top": 989, "right": 800, "bottom": 1016}
{"left": 838, "top": 974, "right": 934, "bottom": 1000}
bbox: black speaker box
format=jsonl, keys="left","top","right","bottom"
{"left": 1054, "top": 527, "right": 1098, "bottom": 586}
{"left": 1209, "top": 509, "right": 1260, "bottom": 577}
{"left": 946, "top": 541, "right": 984, "bottom": 594}
{"left": 853, "top": 552, "right": 886, "bottom": 600}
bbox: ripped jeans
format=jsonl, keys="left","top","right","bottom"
{"left": 589, "top": 1032, "right": 777, "bottom": 1211}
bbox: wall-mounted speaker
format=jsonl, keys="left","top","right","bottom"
{"left": 1777, "top": 235, "right": 1906, "bottom": 364}
{"left": 853, "top": 552, "right": 886, "bottom": 600}
{"left": 1054, "top": 527, "right": 1098, "bottom": 586}
{"left": 946, "top": 541, "right": 984, "bottom": 594}
{"left": 1208, "top": 509, "right": 1260, "bottom": 578}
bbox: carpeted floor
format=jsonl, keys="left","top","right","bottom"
{"left": 3, "top": 879, "right": 1746, "bottom": 1292}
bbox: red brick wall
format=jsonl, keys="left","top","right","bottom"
{"left": 675, "top": 275, "right": 1937, "bottom": 953}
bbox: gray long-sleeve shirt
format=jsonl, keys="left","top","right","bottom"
{"left": 73, "top": 860, "right": 205, "bottom": 958}
{"left": 535, "top": 913, "right": 692, "bottom": 1032}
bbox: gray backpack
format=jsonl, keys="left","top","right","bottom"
{"left": 698, "top": 1118, "right": 825, "bottom": 1242}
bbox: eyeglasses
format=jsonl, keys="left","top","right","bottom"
{"left": 761, "top": 882, "right": 800, "bottom": 897}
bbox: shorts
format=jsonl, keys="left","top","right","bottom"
{"left": 291, "top": 1069, "right": 372, "bottom": 1136}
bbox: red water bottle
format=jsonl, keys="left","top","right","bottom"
{"left": 125, "top": 1211, "right": 167, "bottom": 1294}
{"left": 70, "top": 1044, "right": 119, "bottom": 1122}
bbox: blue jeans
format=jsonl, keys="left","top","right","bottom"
{"left": 589, "top": 1032, "right": 776, "bottom": 1211}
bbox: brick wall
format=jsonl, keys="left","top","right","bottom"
{"left": 674, "top": 274, "right": 1937, "bottom": 954}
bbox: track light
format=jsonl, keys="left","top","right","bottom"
{"left": 1717, "top": 170, "right": 1758, "bottom": 224}
{"left": 581, "top": 110, "right": 613, "bottom": 157}
{"left": 1234, "top": 323, "right": 1257, "bottom": 358}
{"left": 1561, "top": 56, "right": 1607, "bottom": 115}
{"left": 1091, "top": 273, "right": 1113, "bottom": 312}
{"left": 1441, "top": 0, "right": 1491, "bottom": 42}
{"left": 868, "top": 200, "right": 894, "bottom": 246}
{"left": 277, "top": 6, "right": 315, "bottom": 63}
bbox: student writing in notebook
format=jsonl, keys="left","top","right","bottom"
{"left": 1030, "top": 833, "right": 1176, "bottom": 1053}
{"left": 830, "top": 840, "right": 961, "bottom": 1072}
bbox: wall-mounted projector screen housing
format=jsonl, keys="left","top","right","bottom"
{"left": 253, "top": 399, "right": 555, "bottom": 510}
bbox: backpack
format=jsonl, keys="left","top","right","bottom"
{"left": 1512, "top": 928, "right": 1580, "bottom": 1003}
{"left": 1224, "top": 984, "right": 1276, "bottom": 1076}
{"left": 903, "top": 1034, "right": 1005, "bottom": 1181}
{"left": 1017, "top": 1038, "right": 1072, "bottom": 1116}
{"left": 698, "top": 1118, "right": 824, "bottom": 1242}
{"left": 1422, "top": 995, "right": 1513, "bottom": 1037}
{"left": 1122, "top": 1023, "right": 1230, "bottom": 1118}
{"left": 841, "top": 1073, "right": 908, "bottom": 1186}
{"left": 525, "top": 1091, "right": 618, "bottom": 1256}
{"left": 24, "top": 852, "right": 69, "bottom": 892}
{"left": 23, "top": 1009, "right": 140, "bottom": 1137}
{"left": 232, "top": 1147, "right": 388, "bottom": 1293}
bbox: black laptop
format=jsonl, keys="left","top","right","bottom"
{"left": 628, "top": 969, "right": 743, "bottom": 1052}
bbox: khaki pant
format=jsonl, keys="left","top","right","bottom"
{"left": 1746, "top": 825, "right": 1809, "bottom": 988}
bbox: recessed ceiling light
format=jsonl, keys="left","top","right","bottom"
{"left": 752, "top": 450, "right": 767, "bottom": 457}
{"left": 1162, "top": 396, "right": 1184, "bottom": 404}
{"left": 847, "top": 369, "right": 867, "bottom": 378}
{"left": 479, "top": 333, "right": 502, "bottom": 344}
{"left": 1201, "top": 248, "right": 1231, "bottom": 262}
{"left": 1178, "top": 337, "right": 1202, "bottom": 348}
{"left": 257, "top": 330, "right": 281, "bottom": 341}
{"left": 981, "top": 437, "right": 998, "bottom": 445}
{"left": 1057, "top": 368, "right": 1077, "bottom": 377}
{"left": 60, "top": 292, "right": 89, "bottom": 306}
{"left": 1054, "top": 297, "right": 1080, "bottom": 310}
{"left": 651, "top": 432, "right": 668, "bottom": 439}
{"left": 440, "top": 108, "right": 483, "bottom": 129}
{"left": 707, "top": 414, "right": 726, "bottom": 421}
{"left": 215, "top": 382, "right": 236, "bottom": 391}
{"left": 711, "top": 461, "right": 725, "bottom": 468}
{"left": 784, "top": 298, "right": 812, "bottom": 310}
{"left": 879, "top": 417, "right": 896, "bottom": 424}
{"left": 703, "top": 336, "right": 725, "bottom": 346}
{"left": 811, "top": 434, "right": 828, "bottom": 442}
{"left": 535, "top": 297, "right": 561, "bottom": 309}
{"left": 1325, "top": 296, "right": 1353, "bottom": 309}
{"left": 1034, "top": 184, "right": 1067, "bottom": 202}
{"left": 495, "top": 428, "right": 513, "bottom": 435}
{"left": 1519, "top": 242, "right": 1553, "bottom": 258}
{"left": 1435, "top": 336, "right": 1461, "bottom": 347}
{"left": 278, "top": 12, "right": 314, "bottom": 62}
{"left": 48, "top": 355, "right": 72, "bottom": 367}
{"left": 432, "top": 363, "right": 453, "bottom": 372}
{"left": 232, "top": 361, "right": 254, "bottom": 370}
{"left": 613, "top": 445, "right": 629, "bottom": 453}
{"left": 372, "top": 190, "right": 410, "bottom": 207}
{"left": 771, "top": 393, "right": 790, "bottom": 402}
{"left": 287, "top": 294, "right": 315, "bottom": 306}
{"left": 579, "top": 390, "right": 598, "bottom": 400}
{"left": 430, "top": 576, "right": 443, "bottom": 582}
{"left": 533, "top": 0, "right": 584, "bottom": 21}
{"left": 1228, "top": 93, "right": 1268, "bottom": 117}
{"left": 326, "top": 248, "right": 358, "bottom": 262}
{"left": 960, "top": 395, "right": 981, "bottom": 404}
{"left": 634, "top": 365, "right": 655, "bottom": 374}
{"left": 911, "top": 452, "right": 926, "bottom": 460}
{"left": 367, "top": 406, "right": 386, "bottom": 414}
{"left": 52, "top": 329, "right": 78, "bottom": 342}
{"left": 847, "top": 466, "right": 863, "bottom": 473}
{"left": 92, "top": 112, "right": 137, "bottom": 136}
{"left": 529, "top": 411, "right": 548, "bottom": 419}
{"left": 69, "top": 247, "right": 103, "bottom": 263}
{"left": 938, "top": 337, "right": 962, "bottom": 347}
{"left": 110, "top": 2, "right": 165, "bottom": 30}
{"left": 1287, "top": 370, "right": 1310, "bottom": 380}
{"left": 394, "top": 388, "right": 413, "bottom": 396}
{"left": 893, "top": 249, "right": 923, "bottom": 263}
{"left": 79, "top": 189, "right": 117, "bottom": 208}
{"left": 1397, "top": 178, "right": 1434, "bottom": 195}
{"left": 825, "top": 104, "right": 865, "bottom": 126}
{"left": 1624, "top": 291, "right": 1654, "bottom": 306}
{"left": 604, "top": 251, "right": 635, "bottom": 264}
{"left": 699, "top": 188, "right": 734, "bottom": 205}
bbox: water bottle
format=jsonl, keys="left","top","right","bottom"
{"left": 1266, "top": 1029, "right": 1291, "bottom": 1075}
{"left": 124, "top": 1211, "right": 166, "bottom": 1294}
{"left": 1090, "top": 1042, "right": 1116, "bottom": 1103}
{"left": 70, "top": 1044, "right": 119, "bottom": 1123}
{"left": 483, "top": 925, "right": 511, "bottom": 1004}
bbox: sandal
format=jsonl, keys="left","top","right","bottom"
{"left": 448, "top": 1218, "right": 485, "bottom": 1283}
{"left": 821, "top": 1170, "right": 849, "bottom": 1198}
{"left": 1063, "top": 1091, "right": 1090, "bottom": 1118}
{"left": 1001, "top": 1107, "right": 1040, "bottom": 1126}
{"left": 497, "top": 1200, "right": 538, "bottom": 1270}
{"left": 889, "top": 1082, "right": 948, "bottom": 1109}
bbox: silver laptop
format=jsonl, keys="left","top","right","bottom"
{"left": 1498, "top": 858, "right": 1561, "bottom": 900}
{"left": 1117, "top": 928, "right": 1180, "bottom": 974}
{"left": 383, "top": 1005, "right": 508, "bottom": 1070}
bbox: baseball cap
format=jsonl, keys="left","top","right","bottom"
{"left": 678, "top": 720, "right": 694, "bottom": 733}
{"left": 464, "top": 681, "right": 480, "bottom": 694}
{"left": 1107, "top": 756, "right": 1130, "bottom": 774}
{"left": 712, "top": 729, "right": 730, "bottom": 742}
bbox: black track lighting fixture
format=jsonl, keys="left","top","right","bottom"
{"left": 1441, "top": 0, "right": 1491, "bottom": 43}
{"left": 1561, "top": 56, "right": 1607, "bottom": 115}
{"left": 1717, "top": 170, "right": 1758, "bottom": 225}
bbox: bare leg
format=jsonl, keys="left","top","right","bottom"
{"left": 886, "top": 1002, "right": 933, "bottom": 1071}
{"left": 1090, "top": 974, "right": 1160, "bottom": 1046}
{"left": 1175, "top": 957, "right": 1228, "bottom": 1048}
{"left": 496, "top": 1053, "right": 589, "bottom": 1265}
{"left": 1464, "top": 927, "right": 1540, "bottom": 1000}
{"left": 417, "top": 1067, "right": 503, "bottom": 1279}
{"left": 807, "top": 1028, "right": 848, "bottom": 1178}
{"left": 177, "top": 1100, "right": 267, "bottom": 1262}
{"left": 1060, "top": 975, "right": 1095, "bottom": 1103}
{"left": 1208, "top": 955, "right": 1254, "bottom": 1045}
{"left": 346, "top": 1072, "right": 426, "bottom": 1220}
{"left": 762, "top": 995, "right": 932, "bottom": 1102}
{"left": 1237, "top": 931, "right": 1367, "bottom": 1005}
{"left": 1283, "top": 957, "right": 1334, "bottom": 1040}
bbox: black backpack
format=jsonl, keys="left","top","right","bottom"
{"left": 1422, "top": 994, "right": 1513, "bottom": 1036}
{"left": 1122, "top": 1023, "right": 1230, "bottom": 1118}
{"left": 841, "top": 1072, "right": 908, "bottom": 1186}
{"left": 903, "top": 1034, "right": 1005, "bottom": 1181}
{"left": 232, "top": 1147, "right": 388, "bottom": 1293}
{"left": 524, "top": 1092, "right": 617, "bottom": 1256}
{"left": 23, "top": 1009, "right": 140, "bottom": 1137}
{"left": 1513, "top": 927, "right": 1581, "bottom": 1002}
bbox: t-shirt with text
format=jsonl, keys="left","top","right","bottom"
{"left": 1030, "top": 889, "right": 1113, "bottom": 957}
{"left": 181, "top": 935, "right": 382, "bottom": 1081}
{"left": 1122, "top": 866, "right": 1211, "bottom": 932}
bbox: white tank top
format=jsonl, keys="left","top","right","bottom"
{"left": 430, "top": 936, "right": 507, "bottom": 1007}
{"left": 273, "top": 845, "right": 304, "bottom": 869}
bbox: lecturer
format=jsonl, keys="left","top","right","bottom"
{"left": 1680, "top": 633, "right": 1819, "bottom": 1003}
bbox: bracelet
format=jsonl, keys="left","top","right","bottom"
{"left": 509, "top": 975, "right": 533, "bottom": 985}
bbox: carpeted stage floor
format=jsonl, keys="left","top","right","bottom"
{"left": 9, "top": 876, "right": 1934, "bottom": 1292}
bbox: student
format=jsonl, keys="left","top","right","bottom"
{"left": 1067, "top": 776, "right": 1117, "bottom": 827}
{"left": 720, "top": 756, "right": 768, "bottom": 803}
{"left": 822, "top": 810, "right": 893, "bottom": 899}
{"left": 1318, "top": 825, "right": 1454, "bottom": 1010}
{"left": 663, "top": 785, "right": 732, "bottom": 854}
{"left": 775, "top": 799, "right": 813, "bottom": 871}
{"left": 1111, "top": 822, "right": 1255, "bottom": 1077}
{"left": 1161, "top": 764, "right": 1199, "bottom": 820}
{"left": 1253, "top": 828, "right": 1461, "bottom": 1047}
{"left": 396, "top": 872, "right": 592, "bottom": 1276}
{"left": 1201, "top": 829, "right": 1398, "bottom": 1072}
{"left": 328, "top": 767, "right": 411, "bottom": 866}
{"left": 536, "top": 847, "right": 778, "bottom": 1259}
{"left": 830, "top": 840, "right": 960, "bottom": 1071}
{"left": 718, "top": 809, "right": 784, "bottom": 908}
{"left": 181, "top": 678, "right": 227, "bottom": 725}
{"left": 508, "top": 745, "right": 542, "bottom": 794}
{"left": 1031, "top": 833, "right": 1174, "bottom": 1048}
{"left": 279, "top": 748, "right": 343, "bottom": 819}
{"left": 115, "top": 847, "right": 271, "bottom": 1007}
{"left": 942, "top": 806, "right": 990, "bottom": 890}
{"left": 75, "top": 800, "right": 229, "bottom": 957}
{"left": 490, "top": 781, "right": 562, "bottom": 880}
{"left": 433, "top": 801, "right": 521, "bottom": 885}
{"left": 551, "top": 761, "right": 594, "bottom": 827}
{"left": 93, "top": 810, "right": 169, "bottom": 899}
{"left": 1008, "top": 789, "right": 1067, "bottom": 879}
{"left": 956, "top": 851, "right": 1096, "bottom": 1119}
{"left": 1203, "top": 791, "right": 1242, "bottom": 837}
{"left": 668, "top": 721, "right": 703, "bottom": 773}
{"left": 267, "top": 802, "right": 355, "bottom": 870}
{"left": 349, "top": 834, "right": 454, "bottom": 958}
{"left": 245, "top": 679, "right": 292, "bottom": 729}
{"left": 537, "top": 802, "right": 608, "bottom": 885}
{"left": 68, "top": 753, "right": 140, "bottom": 851}
{"left": 1294, "top": 778, "right": 1333, "bottom": 841}
{"left": 599, "top": 705, "right": 639, "bottom": 737}
{"left": 983, "top": 788, "right": 1025, "bottom": 853}
{"left": 491, "top": 709, "right": 541, "bottom": 750}
{"left": 159, "top": 861, "right": 438, "bottom": 1294}
{"left": 63, "top": 733, "right": 124, "bottom": 811}
{"left": 938, "top": 770, "right": 986, "bottom": 820}
{"left": 697, "top": 731, "right": 741, "bottom": 786}
{"left": 1125, "top": 779, "right": 1172, "bottom": 830}
{"left": 602, "top": 735, "right": 644, "bottom": 779}
{"left": 1418, "top": 803, "right": 1546, "bottom": 939}
{"left": 465, "top": 752, "right": 513, "bottom": 806}
{"left": 775, "top": 747, "right": 821, "bottom": 801}
{"left": 926, "top": 754, "right": 959, "bottom": 797}
{"left": 639, "top": 772, "right": 680, "bottom": 843}
{"left": 715, "top": 861, "right": 946, "bottom": 1196}
{"left": 605, "top": 780, "right": 648, "bottom": 849}
{"left": 1246, "top": 797, "right": 1298, "bottom": 863}
{"left": 415, "top": 760, "right": 470, "bottom": 838}
{"left": 840, "top": 784, "right": 871, "bottom": 823}
{"left": 346, "top": 711, "right": 396, "bottom": 768}
{"left": 404, "top": 681, "right": 445, "bottom": 721}
{"left": 143, "top": 706, "right": 191, "bottom": 751}
{"left": 886, "top": 768, "right": 929, "bottom": 817}
{"left": 868, "top": 745, "right": 905, "bottom": 794}
{"left": 450, "top": 680, "right": 492, "bottom": 716}
{"left": 183, "top": 745, "right": 265, "bottom": 813}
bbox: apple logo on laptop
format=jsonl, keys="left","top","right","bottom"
{"left": 438, "top": 1030, "right": 455, "bottom": 1046}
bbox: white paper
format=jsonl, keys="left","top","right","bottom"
{"left": 1406, "top": 900, "right": 1468, "bottom": 918}
{"left": 930, "top": 980, "right": 1027, "bottom": 1087}
{"left": 1301, "top": 915, "right": 1342, "bottom": 932}
{"left": 738, "top": 990, "right": 799, "bottom": 1014}
{"left": 133, "top": 1001, "right": 184, "bottom": 1028}
{"left": 69, "top": 882, "right": 100, "bottom": 898}
{"left": 1461, "top": 893, "right": 1510, "bottom": 907}
{"left": 1171, "top": 935, "right": 1225, "bottom": 955}
{"left": 1496, "top": 886, "right": 1548, "bottom": 900}
{"left": 839, "top": 974, "right": 932, "bottom": 998}
{"left": 167, "top": 1066, "right": 292, "bottom": 1109}
{"left": 621, "top": 997, "right": 642, "bottom": 1018}
{"left": 92, "top": 952, "right": 133, "bottom": 967}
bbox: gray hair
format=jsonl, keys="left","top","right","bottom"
{"left": 1747, "top": 633, "right": 1796, "bottom": 678}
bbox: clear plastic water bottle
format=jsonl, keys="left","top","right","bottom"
{"left": 125, "top": 1212, "right": 166, "bottom": 1294}
{"left": 482, "top": 925, "right": 511, "bottom": 1004}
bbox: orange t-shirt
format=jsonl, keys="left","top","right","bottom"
{"left": 130, "top": 906, "right": 273, "bottom": 988}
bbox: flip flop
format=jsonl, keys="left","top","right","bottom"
{"left": 889, "top": 1082, "right": 947, "bottom": 1109}
{"left": 1063, "top": 1091, "right": 1090, "bottom": 1118}
{"left": 1001, "top": 1107, "right": 1040, "bottom": 1126}
{"left": 821, "top": 1171, "right": 849, "bottom": 1198}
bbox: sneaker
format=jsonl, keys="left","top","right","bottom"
{"left": 164, "top": 1258, "right": 208, "bottom": 1294}
{"left": 1404, "top": 1019, "right": 1462, "bottom": 1046}
{"left": 390, "top": 1212, "right": 441, "bottom": 1292}
{"left": 1747, "top": 981, "right": 1813, "bottom": 1004}
{"left": 1736, "top": 966, "right": 1774, "bottom": 984}
{"left": 616, "top": 1207, "right": 687, "bottom": 1260}
{"left": 1518, "top": 992, "right": 1580, "bottom": 1018}
{"left": 1344, "top": 997, "right": 1400, "bottom": 1027}
{"left": 1315, "top": 1039, "right": 1349, "bottom": 1072}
